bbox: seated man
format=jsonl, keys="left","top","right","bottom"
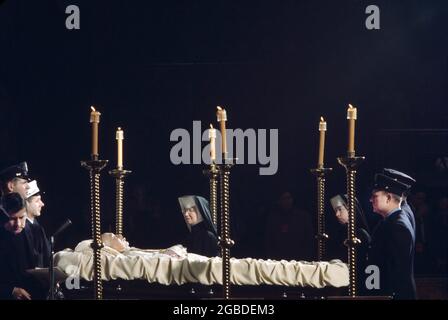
{"left": 178, "top": 195, "right": 219, "bottom": 257}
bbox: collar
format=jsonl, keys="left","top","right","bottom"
{"left": 384, "top": 207, "right": 401, "bottom": 219}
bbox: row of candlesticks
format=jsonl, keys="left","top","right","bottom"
{"left": 88, "top": 105, "right": 230, "bottom": 166}
{"left": 89, "top": 104, "right": 358, "bottom": 167}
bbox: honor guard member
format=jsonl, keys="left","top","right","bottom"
{"left": 0, "top": 162, "right": 31, "bottom": 198}
{"left": 0, "top": 162, "right": 37, "bottom": 268}
{"left": 382, "top": 168, "right": 416, "bottom": 233}
{"left": 369, "top": 172, "right": 417, "bottom": 299}
{"left": 25, "top": 180, "right": 51, "bottom": 268}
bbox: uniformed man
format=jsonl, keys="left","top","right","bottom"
{"left": 0, "top": 164, "right": 48, "bottom": 299}
{"left": 25, "top": 180, "right": 50, "bottom": 268}
{"left": 382, "top": 168, "right": 416, "bottom": 233}
{"left": 0, "top": 162, "right": 37, "bottom": 269}
{"left": 0, "top": 162, "right": 31, "bottom": 198}
{"left": 0, "top": 193, "right": 34, "bottom": 299}
{"left": 368, "top": 172, "right": 417, "bottom": 299}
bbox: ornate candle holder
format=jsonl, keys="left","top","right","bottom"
{"left": 81, "top": 157, "right": 108, "bottom": 300}
{"left": 337, "top": 154, "right": 365, "bottom": 297}
{"left": 109, "top": 168, "right": 132, "bottom": 237}
{"left": 218, "top": 158, "right": 235, "bottom": 300}
{"left": 310, "top": 166, "right": 332, "bottom": 261}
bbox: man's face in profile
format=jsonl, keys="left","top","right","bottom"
{"left": 370, "top": 190, "right": 389, "bottom": 215}
{"left": 27, "top": 195, "right": 45, "bottom": 218}
{"left": 4, "top": 208, "right": 27, "bottom": 234}
{"left": 9, "top": 178, "right": 30, "bottom": 199}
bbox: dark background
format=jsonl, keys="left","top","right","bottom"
{"left": 0, "top": 1, "right": 447, "bottom": 275}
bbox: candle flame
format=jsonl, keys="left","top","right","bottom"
{"left": 348, "top": 104, "right": 354, "bottom": 109}
{"left": 210, "top": 124, "right": 213, "bottom": 129}
{"left": 320, "top": 116, "right": 324, "bottom": 122}
{"left": 91, "top": 106, "right": 96, "bottom": 112}
{"left": 217, "top": 106, "right": 222, "bottom": 111}
{"left": 118, "top": 127, "right": 122, "bottom": 131}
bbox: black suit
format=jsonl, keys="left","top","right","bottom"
{"left": 25, "top": 219, "right": 51, "bottom": 268}
{"left": 369, "top": 209, "right": 417, "bottom": 299}
{"left": 0, "top": 229, "right": 47, "bottom": 299}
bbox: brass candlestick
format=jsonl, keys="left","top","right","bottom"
{"left": 310, "top": 167, "right": 332, "bottom": 261}
{"left": 81, "top": 158, "right": 108, "bottom": 300}
{"left": 218, "top": 159, "right": 235, "bottom": 300}
{"left": 109, "top": 168, "right": 132, "bottom": 237}
{"left": 337, "top": 154, "right": 365, "bottom": 297}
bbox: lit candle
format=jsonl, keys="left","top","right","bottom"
{"left": 116, "top": 127, "right": 124, "bottom": 169}
{"left": 347, "top": 104, "right": 357, "bottom": 155}
{"left": 209, "top": 124, "right": 216, "bottom": 162}
{"left": 216, "top": 106, "right": 227, "bottom": 156}
{"left": 90, "top": 106, "right": 101, "bottom": 157}
{"left": 318, "top": 116, "right": 327, "bottom": 168}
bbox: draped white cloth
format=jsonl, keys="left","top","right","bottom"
{"left": 54, "top": 241, "right": 348, "bottom": 288}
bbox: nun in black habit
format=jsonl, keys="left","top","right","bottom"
{"left": 329, "top": 194, "right": 371, "bottom": 294}
{"left": 178, "top": 195, "right": 219, "bottom": 257}
{"left": 330, "top": 194, "right": 371, "bottom": 248}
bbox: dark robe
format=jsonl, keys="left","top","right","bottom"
{"left": 180, "top": 196, "right": 219, "bottom": 257}
{"left": 187, "top": 222, "right": 219, "bottom": 257}
{"left": 25, "top": 219, "right": 51, "bottom": 268}
{"left": 329, "top": 195, "right": 371, "bottom": 295}
{"left": 0, "top": 228, "right": 47, "bottom": 299}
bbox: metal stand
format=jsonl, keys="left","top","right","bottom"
{"left": 337, "top": 154, "right": 365, "bottom": 297}
{"left": 49, "top": 236, "right": 55, "bottom": 300}
{"left": 109, "top": 168, "right": 132, "bottom": 237}
{"left": 48, "top": 219, "right": 72, "bottom": 300}
{"left": 203, "top": 163, "right": 219, "bottom": 228}
{"left": 218, "top": 159, "right": 235, "bottom": 300}
{"left": 81, "top": 157, "right": 108, "bottom": 300}
{"left": 310, "top": 167, "right": 332, "bottom": 261}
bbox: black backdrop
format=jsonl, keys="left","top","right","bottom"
{"left": 0, "top": 1, "right": 447, "bottom": 263}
